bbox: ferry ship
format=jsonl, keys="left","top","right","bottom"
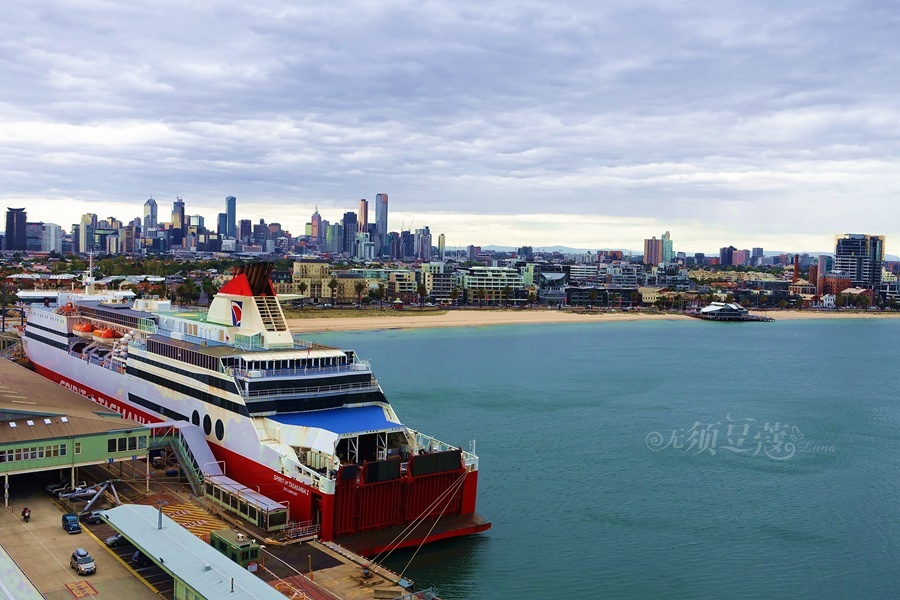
{"left": 19, "top": 262, "right": 489, "bottom": 552}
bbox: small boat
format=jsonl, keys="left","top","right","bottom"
{"left": 92, "top": 328, "right": 122, "bottom": 345}
{"left": 73, "top": 322, "right": 96, "bottom": 339}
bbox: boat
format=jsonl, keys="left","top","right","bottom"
{"left": 19, "top": 261, "right": 489, "bottom": 553}
{"left": 73, "top": 322, "right": 96, "bottom": 339}
{"left": 91, "top": 328, "right": 123, "bottom": 345}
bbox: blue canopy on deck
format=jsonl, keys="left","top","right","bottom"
{"left": 269, "top": 405, "right": 403, "bottom": 435}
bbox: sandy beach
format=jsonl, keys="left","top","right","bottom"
{"left": 287, "top": 308, "right": 900, "bottom": 333}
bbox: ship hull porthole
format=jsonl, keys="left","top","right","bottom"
{"left": 215, "top": 419, "right": 224, "bottom": 441}
{"left": 203, "top": 414, "right": 212, "bottom": 436}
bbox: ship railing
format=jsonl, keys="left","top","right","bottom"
{"left": 231, "top": 363, "right": 368, "bottom": 379}
{"left": 411, "top": 430, "right": 479, "bottom": 469}
{"left": 242, "top": 379, "right": 380, "bottom": 400}
{"left": 278, "top": 519, "right": 321, "bottom": 540}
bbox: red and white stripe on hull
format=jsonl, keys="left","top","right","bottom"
{"left": 31, "top": 362, "right": 162, "bottom": 425}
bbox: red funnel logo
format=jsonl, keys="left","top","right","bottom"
{"left": 231, "top": 301, "right": 243, "bottom": 326}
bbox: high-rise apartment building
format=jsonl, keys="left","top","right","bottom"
{"left": 217, "top": 213, "right": 227, "bottom": 236}
{"left": 643, "top": 236, "right": 663, "bottom": 266}
{"left": 661, "top": 231, "right": 674, "bottom": 263}
{"left": 225, "top": 196, "right": 237, "bottom": 238}
{"left": 358, "top": 199, "right": 368, "bottom": 233}
{"left": 438, "top": 233, "right": 445, "bottom": 260}
{"left": 143, "top": 198, "right": 158, "bottom": 230}
{"left": 171, "top": 197, "right": 185, "bottom": 246}
{"left": 719, "top": 246, "right": 736, "bottom": 266}
{"left": 41, "top": 223, "right": 63, "bottom": 253}
{"left": 239, "top": 219, "right": 252, "bottom": 242}
{"left": 834, "top": 233, "right": 885, "bottom": 288}
{"left": 5, "top": 208, "right": 27, "bottom": 251}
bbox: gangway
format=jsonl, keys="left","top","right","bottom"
{"left": 58, "top": 479, "right": 123, "bottom": 512}
{"left": 147, "top": 421, "right": 292, "bottom": 533}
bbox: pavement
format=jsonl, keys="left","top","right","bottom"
{"left": 0, "top": 479, "right": 162, "bottom": 600}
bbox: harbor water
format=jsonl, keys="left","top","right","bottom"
{"left": 313, "top": 318, "right": 900, "bottom": 599}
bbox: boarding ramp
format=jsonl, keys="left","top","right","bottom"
{"left": 146, "top": 421, "right": 291, "bottom": 531}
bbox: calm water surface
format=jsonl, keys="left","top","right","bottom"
{"left": 314, "top": 319, "right": 900, "bottom": 599}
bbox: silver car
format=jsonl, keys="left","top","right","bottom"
{"left": 70, "top": 548, "right": 96, "bottom": 575}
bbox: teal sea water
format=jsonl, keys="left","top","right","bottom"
{"left": 314, "top": 319, "right": 900, "bottom": 599}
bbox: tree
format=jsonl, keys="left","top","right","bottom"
{"left": 527, "top": 291, "right": 536, "bottom": 306}
{"left": 327, "top": 277, "right": 338, "bottom": 305}
{"left": 174, "top": 280, "right": 200, "bottom": 305}
{"left": 297, "top": 282, "right": 308, "bottom": 308}
{"left": 416, "top": 283, "right": 428, "bottom": 307}
{"left": 374, "top": 284, "right": 385, "bottom": 308}
{"left": 501, "top": 285, "right": 512, "bottom": 307}
{"left": 450, "top": 287, "right": 461, "bottom": 307}
{"left": 201, "top": 276, "right": 219, "bottom": 306}
{"left": 354, "top": 281, "right": 367, "bottom": 307}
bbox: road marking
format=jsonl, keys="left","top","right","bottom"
{"left": 65, "top": 580, "right": 97, "bottom": 598}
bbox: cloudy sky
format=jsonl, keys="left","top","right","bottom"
{"left": 2, "top": 1, "right": 899, "bottom": 254}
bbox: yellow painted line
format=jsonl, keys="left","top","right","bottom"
{"left": 83, "top": 523, "right": 161, "bottom": 595}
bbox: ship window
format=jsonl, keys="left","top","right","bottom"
{"left": 128, "top": 437, "right": 137, "bottom": 451}
{"left": 108, "top": 439, "right": 116, "bottom": 452}
{"left": 75, "top": 442, "right": 81, "bottom": 454}
{"left": 118, "top": 438, "right": 127, "bottom": 452}
{"left": 60, "top": 444, "right": 66, "bottom": 456}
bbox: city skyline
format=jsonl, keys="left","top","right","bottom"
{"left": 3, "top": 3, "right": 899, "bottom": 253}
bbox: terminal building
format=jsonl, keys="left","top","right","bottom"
{"left": 0, "top": 360, "right": 149, "bottom": 504}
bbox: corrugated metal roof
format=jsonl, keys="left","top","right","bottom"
{"left": 0, "top": 361, "right": 144, "bottom": 444}
{"left": 104, "top": 505, "right": 284, "bottom": 599}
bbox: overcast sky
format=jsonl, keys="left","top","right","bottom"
{"left": 2, "top": 1, "right": 899, "bottom": 254}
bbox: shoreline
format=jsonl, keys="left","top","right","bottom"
{"left": 287, "top": 308, "right": 900, "bottom": 333}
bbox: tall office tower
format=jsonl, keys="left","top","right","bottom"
{"left": 79, "top": 213, "right": 98, "bottom": 253}
{"left": 438, "top": 233, "right": 445, "bottom": 260}
{"left": 375, "top": 193, "right": 388, "bottom": 253}
{"left": 719, "top": 246, "right": 736, "bottom": 266}
{"left": 217, "top": 213, "right": 227, "bottom": 236}
{"left": 143, "top": 197, "right": 158, "bottom": 230}
{"left": 643, "top": 236, "right": 663, "bottom": 266}
{"left": 834, "top": 233, "right": 885, "bottom": 288}
{"left": 310, "top": 208, "right": 322, "bottom": 242}
{"left": 239, "top": 219, "right": 252, "bottom": 242}
{"left": 661, "top": 231, "right": 674, "bottom": 263}
{"left": 358, "top": 199, "right": 369, "bottom": 233}
{"left": 5, "top": 208, "right": 27, "bottom": 251}
{"left": 171, "top": 197, "right": 185, "bottom": 246}
{"left": 41, "top": 223, "right": 63, "bottom": 253}
{"left": 189, "top": 214, "right": 204, "bottom": 228}
{"left": 326, "top": 223, "right": 343, "bottom": 254}
{"left": 400, "top": 230, "right": 415, "bottom": 261}
{"left": 342, "top": 212, "right": 358, "bottom": 255}
{"left": 732, "top": 249, "right": 750, "bottom": 266}
{"left": 225, "top": 196, "right": 237, "bottom": 238}
{"left": 752, "top": 247, "right": 764, "bottom": 259}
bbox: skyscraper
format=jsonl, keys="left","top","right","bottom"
{"left": 661, "top": 231, "right": 674, "bottom": 263}
{"left": 5, "top": 208, "right": 27, "bottom": 251}
{"left": 375, "top": 193, "right": 388, "bottom": 255}
{"left": 310, "top": 208, "right": 322, "bottom": 243}
{"left": 643, "top": 236, "right": 663, "bottom": 266}
{"left": 358, "top": 199, "right": 368, "bottom": 233}
{"left": 834, "top": 233, "right": 885, "bottom": 288}
{"left": 217, "top": 213, "right": 227, "bottom": 236}
{"left": 342, "top": 212, "right": 358, "bottom": 255}
{"left": 143, "top": 198, "right": 158, "bottom": 230}
{"left": 438, "top": 233, "right": 445, "bottom": 260}
{"left": 225, "top": 196, "right": 237, "bottom": 238}
{"left": 171, "top": 197, "right": 185, "bottom": 246}
{"left": 79, "top": 213, "right": 97, "bottom": 253}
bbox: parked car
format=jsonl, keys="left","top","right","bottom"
{"left": 62, "top": 513, "right": 82, "bottom": 534}
{"left": 132, "top": 549, "right": 150, "bottom": 567}
{"left": 44, "top": 479, "right": 67, "bottom": 493}
{"left": 81, "top": 510, "right": 105, "bottom": 524}
{"left": 57, "top": 483, "right": 89, "bottom": 498}
{"left": 70, "top": 548, "right": 95, "bottom": 575}
{"left": 51, "top": 480, "right": 87, "bottom": 496}
{"left": 105, "top": 533, "right": 125, "bottom": 548}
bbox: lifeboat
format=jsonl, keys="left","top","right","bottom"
{"left": 92, "top": 328, "right": 123, "bottom": 345}
{"left": 73, "top": 322, "right": 96, "bottom": 339}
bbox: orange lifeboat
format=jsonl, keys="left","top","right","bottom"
{"left": 92, "top": 328, "right": 122, "bottom": 345}
{"left": 73, "top": 322, "right": 96, "bottom": 339}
